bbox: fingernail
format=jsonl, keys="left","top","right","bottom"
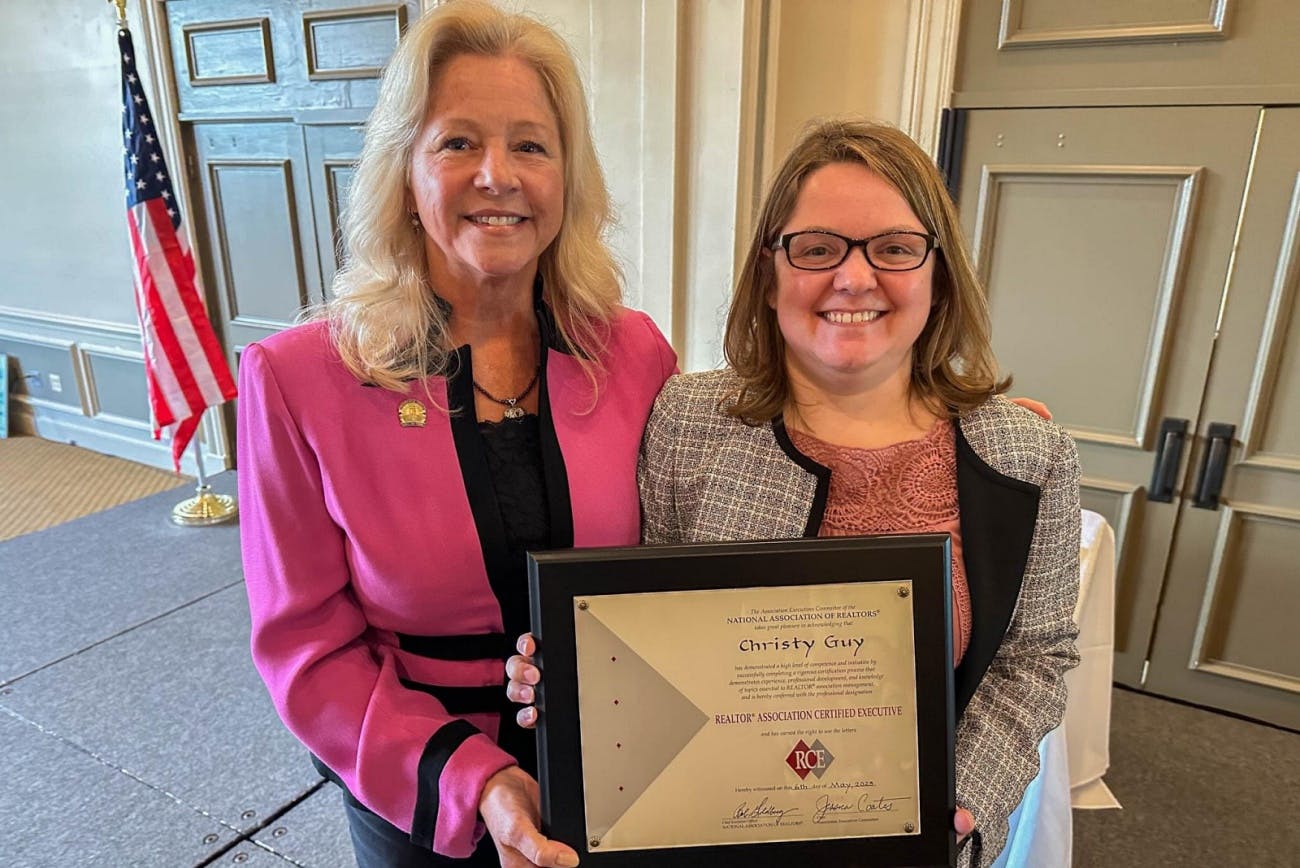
{"left": 523, "top": 707, "right": 537, "bottom": 723}
{"left": 521, "top": 686, "right": 534, "bottom": 704}
{"left": 557, "top": 854, "right": 579, "bottom": 868}
{"left": 525, "top": 669, "right": 540, "bottom": 685}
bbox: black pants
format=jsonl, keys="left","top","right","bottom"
{"left": 343, "top": 796, "right": 501, "bottom": 867}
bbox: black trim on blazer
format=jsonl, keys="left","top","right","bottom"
{"left": 537, "top": 355, "right": 575, "bottom": 549}
{"left": 400, "top": 679, "right": 511, "bottom": 717}
{"left": 411, "top": 719, "right": 480, "bottom": 849}
{"left": 533, "top": 272, "right": 593, "bottom": 360}
{"left": 532, "top": 281, "right": 576, "bottom": 548}
{"left": 311, "top": 754, "right": 367, "bottom": 811}
{"left": 397, "top": 632, "right": 516, "bottom": 661}
{"left": 771, "top": 417, "right": 831, "bottom": 537}
{"left": 952, "top": 425, "right": 1041, "bottom": 716}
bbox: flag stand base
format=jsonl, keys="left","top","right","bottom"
{"left": 171, "top": 485, "right": 238, "bottom": 526}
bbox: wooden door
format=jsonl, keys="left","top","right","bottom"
{"left": 190, "top": 121, "right": 322, "bottom": 352}
{"left": 1143, "top": 108, "right": 1300, "bottom": 729}
{"left": 304, "top": 123, "right": 364, "bottom": 297}
{"left": 953, "top": 105, "right": 1260, "bottom": 686}
{"left": 950, "top": 0, "right": 1300, "bottom": 723}
{"left": 952, "top": 0, "right": 1300, "bottom": 109}
{"left": 163, "top": 0, "right": 415, "bottom": 360}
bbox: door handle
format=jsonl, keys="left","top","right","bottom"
{"left": 1191, "top": 422, "right": 1235, "bottom": 510}
{"left": 1148, "top": 417, "right": 1188, "bottom": 503}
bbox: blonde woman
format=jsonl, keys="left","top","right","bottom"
{"left": 238, "top": 2, "right": 673, "bottom": 865}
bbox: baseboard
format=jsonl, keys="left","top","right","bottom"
{"left": 1, "top": 308, "right": 231, "bottom": 473}
{"left": 11, "top": 399, "right": 222, "bottom": 476}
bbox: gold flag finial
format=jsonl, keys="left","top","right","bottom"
{"left": 109, "top": 0, "right": 127, "bottom": 27}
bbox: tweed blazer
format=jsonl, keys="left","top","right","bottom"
{"left": 638, "top": 369, "right": 1081, "bottom": 868}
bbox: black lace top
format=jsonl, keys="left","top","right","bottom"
{"left": 478, "top": 413, "right": 551, "bottom": 578}
{"left": 478, "top": 412, "right": 549, "bottom": 776}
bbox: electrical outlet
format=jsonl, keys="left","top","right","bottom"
{"left": 48, "top": 373, "right": 63, "bottom": 393}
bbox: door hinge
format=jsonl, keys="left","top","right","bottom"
{"left": 1140, "top": 659, "right": 1150, "bottom": 686}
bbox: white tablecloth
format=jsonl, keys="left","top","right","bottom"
{"left": 991, "top": 726, "right": 1073, "bottom": 867}
{"left": 993, "top": 509, "right": 1120, "bottom": 867}
{"left": 1064, "top": 509, "right": 1120, "bottom": 809}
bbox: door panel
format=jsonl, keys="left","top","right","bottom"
{"left": 166, "top": 0, "right": 416, "bottom": 117}
{"left": 190, "top": 121, "right": 321, "bottom": 353}
{"left": 972, "top": 165, "right": 1201, "bottom": 446}
{"left": 1007, "top": 0, "right": 1222, "bottom": 41}
{"left": 303, "top": 123, "right": 364, "bottom": 295}
{"left": 953, "top": 0, "right": 1300, "bottom": 107}
{"left": 955, "top": 106, "right": 1260, "bottom": 685}
{"left": 1145, "top": 109, "right": 1300, "bottom": 729}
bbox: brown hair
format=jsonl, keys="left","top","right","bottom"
{"left": 320, "top": 0, "right": 619, "bottom": 391}
{"left": 724, "top": 118, "right": 1009, "bottom": 421}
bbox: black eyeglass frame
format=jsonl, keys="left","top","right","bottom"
{"left": 772, "top": 229, "right": 941, "bottom": 272}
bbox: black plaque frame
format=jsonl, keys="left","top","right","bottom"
{"left": 528, "top": 534, "right": 956, "bottom": 868}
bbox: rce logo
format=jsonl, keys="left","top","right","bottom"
{"left": 785, "top": 738, "right": 836, "bottom": 780}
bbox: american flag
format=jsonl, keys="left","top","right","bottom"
{"left": 120, "top": 27, "right": 236, "bottom": 471}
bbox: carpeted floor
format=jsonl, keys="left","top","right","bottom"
{"left": 1073, "top": 687, "right": 1296, "bottom": 867}
{"left": 0, "top": 435, "right": 191, "bottom": 541}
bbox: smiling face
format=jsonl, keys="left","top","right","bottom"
{"left": 769, "top": 161, "right": 935, "bottom": 398}
{"left": 408, "top": 53, "right": 564, "bottom": 293}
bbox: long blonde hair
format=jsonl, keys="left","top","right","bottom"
{"left": 724, "top": 118, "right": 1008, "bottom": 421}
{"left": 320, "top": 0, "right": 620, "bottom": 390}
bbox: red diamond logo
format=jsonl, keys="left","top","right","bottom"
{"left": 785, "top": 739, "right": 813, "bottom": 779}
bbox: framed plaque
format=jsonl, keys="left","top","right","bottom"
{"left": 527, "top": 534, "right": 955, "bottom": 867}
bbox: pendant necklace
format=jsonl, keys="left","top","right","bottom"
{"left": 473, "top": 367, "right": 540, "bottom": 419}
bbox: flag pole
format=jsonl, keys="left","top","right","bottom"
{"left": 114, "top": 1, "right": 239, "bottom": 516}
{"left": 171, "top": 410, "right": 239, "bottom": 526}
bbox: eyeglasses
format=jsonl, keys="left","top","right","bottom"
{"left": 772, "top": 230, "right": 939, "bottom": 272}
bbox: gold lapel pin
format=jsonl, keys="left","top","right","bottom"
{"left": 397, "top": 398, "right": 427, "bottom": 428}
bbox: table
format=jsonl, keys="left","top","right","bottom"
{"left": 1064, "top": 509, "right": 1120, "bottom": 809}
{"left": 992, "top": 509, "right": 1120, "bottom": 867}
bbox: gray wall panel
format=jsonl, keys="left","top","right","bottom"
{"left": 0, "top": 310, "right": 224, "bottom": 472}
{"left": 303, "top": 5, "right": 407, "bottom": 80}
{"left": 182, "top": 17, "right": 275, "bottom": 85}
{"left": 83, "top": 348, "right": 152, "bottom": 424}
{"left": 0, "top": 335, "right": 82, "bottom": 411}
{"left": 208, "top": 160, "right": 310, "bottom": 324}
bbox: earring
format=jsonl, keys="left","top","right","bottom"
{"left": 409, "top": 211, "right": 421, "bottom": 229}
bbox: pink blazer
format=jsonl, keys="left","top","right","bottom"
{"left": 238, "top": 307, "right": 676, "bottom": 857}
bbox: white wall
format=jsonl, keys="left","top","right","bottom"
{"left": 511, "top": 0, "right": 751, "bottom": 371}
{"left": 0, "top": 0, "right": 151, "bottom": 325}
{"left": 510, "top": 0, "right": 952, "bottom": 371}
{"left": 770, "top": 0, "right": 912, "bottom": 154}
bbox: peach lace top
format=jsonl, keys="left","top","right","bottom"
{"left": 789, "top": 418, "right": 971, "bottom": 666}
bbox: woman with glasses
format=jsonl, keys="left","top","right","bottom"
{"left": 510, "top": 119, "right": 1080, "bottom": 867}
